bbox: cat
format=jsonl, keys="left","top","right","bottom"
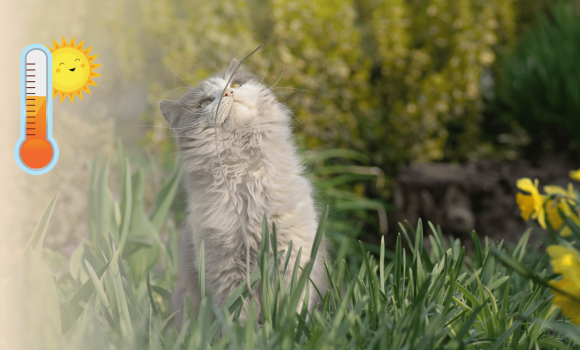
{"left": 159, "top": 59, "right": 329, "bottom": 324}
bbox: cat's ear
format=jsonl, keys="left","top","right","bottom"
{"left": 159, "top": 99, "right": 181, "bottom": 128}
{"left": 225, "top": 58, "right": 242, "bottom": 78}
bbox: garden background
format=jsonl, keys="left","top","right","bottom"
{"left": 1, "top": 0, "right": 580, "bottom": 348}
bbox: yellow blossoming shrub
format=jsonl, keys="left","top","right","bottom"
{"left": 108, "top": 0, "right": 520, "bottom": 166}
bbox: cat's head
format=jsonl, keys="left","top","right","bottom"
{"left": 159, "top": 59, "right": 287, "bottom": 137}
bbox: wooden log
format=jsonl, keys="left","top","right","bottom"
{"left": 394, "top": 158, "right": 576, "bottom": 244}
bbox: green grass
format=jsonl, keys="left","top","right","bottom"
{"left": 500, "top": 1, "right": 580, "bottom": 156}
{"left": 2, "top": 150, "right": 580, "bottom": 350}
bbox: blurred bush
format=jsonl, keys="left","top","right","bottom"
{"left": 102, "top": 0, "right": 525, "bottom": 238}
{"left": 499, "top": 1, "right": 580, "bottom": 158}
{"left": 97, "top": 0, "right": 579, "bottom": 243}
{"left": 109, "top": 0, "right": 520, "bottom": 167}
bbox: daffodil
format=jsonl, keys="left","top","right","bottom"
{"left": 544, "top": 199, "right": 565, "bottom": 230}
{"left": 516, "top": 192, "right": 535, "bottom": 221}
{"left": 570, "top": 169, "right": 580, "bottom": 182}
{"left": 548, "top": 246, "right": 580, "bottom": 280}
{"left": 544, "top": 183, "right": 580, "bottom": 237}
{"left": 517, "top": 178, "right": 580, "bottom": 237}
{"left": 516, "top": 178, "right": 547, "bottom": 228}
{"left": 544, "top": 183, "right": 577, "bottom": 201}
{"left": 547, "top": 245, "right": 580, "bottom": 325}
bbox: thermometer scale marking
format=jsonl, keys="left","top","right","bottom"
{"left": 15, "top": 44, "right": 59, "bottom": 175}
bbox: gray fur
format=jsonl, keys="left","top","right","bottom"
{"left": 160, "top": 59, "right": 329, "bottom": 324}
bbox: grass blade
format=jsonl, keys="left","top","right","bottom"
{"left": 199, "top": 240, "right": 206, "bottom": 300}
{"left": 150, "top": 161, "right": 181, "bottom": 231}
{"left": 26, "top": 193, "right": 58, "bottom": 254}
{"left": 147, "top": 271, "right": 159, "bottom": 316}
{"left": 61, "top": 261, "right": 110, "bottom": 334}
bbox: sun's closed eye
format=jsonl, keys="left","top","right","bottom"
{"left": 75, "top": 58, "right": 80, "bottom": 62}
{"left": 231, "top": 82, "right": 242, "bottom": 88}
{"left": 199, "top": 97, "right": 215, "bottom": 108}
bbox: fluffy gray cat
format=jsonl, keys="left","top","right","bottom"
{"left": 159, "top": 59, "right": 328, "bottom": 323}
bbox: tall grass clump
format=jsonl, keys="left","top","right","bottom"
{"left": 1, "top": 147, "right": 580, "bottom": 349}
{"left": 500, "top": 1, "right": 580, "bottom": 155}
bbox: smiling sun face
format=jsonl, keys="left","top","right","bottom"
{"left": 49, "top": 37, "right": 101, "bottom": 103}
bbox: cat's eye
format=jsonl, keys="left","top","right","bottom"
{"left": 199, "top": 97, "right": 214, "bottom": 108}
{"left": 230, "top": 82, "right": 242, "bottom": 88}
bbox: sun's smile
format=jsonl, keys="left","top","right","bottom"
{"left": 48, "top": 37, "right": 101, "bottom": 103}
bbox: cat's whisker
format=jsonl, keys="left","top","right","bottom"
{"left": 168, "top": 74, "right": 196, "bottom": 116}
{"left": 174, "top": 100, "right": 192, "bottom": 115}
{"left": 162, "top": 111, "right": 217, "bottom": 132}
{"left": 162, "top": 86, "right": 195, "bottom": 96}
{"left": 168, "top": 64, "right": 196, "bottom": 89}
{"left": 259, "top": 45, "right": 273, "bottom": 86}
{"left": 270, "top": 87, "right": 315, "bottom": 93}
{"left": 214, "top": 51, "right": 223, "bottom": 77}
{"left": 286, "top": 102, "right": 303, "bottom": 126}
{"left": 132, "top": 124, "right": 173, "bottom": 129}
{"left": 270, "top": 91, "right": 308, "bottom": 96}
{"left": 269, "top": 54, "right": 285, "bottom": 89}
{"left": 199, "top": 52, "right": 221, "bottom": 77}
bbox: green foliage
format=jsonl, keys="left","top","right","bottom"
{"left": 500, "top": 1, "right": 580, "bottom": 155}
{"left": 2, "top": 151, "right": 579, "bottom": 349}
{"left": 303, "top": 148, "right": 392, "bottom": 246}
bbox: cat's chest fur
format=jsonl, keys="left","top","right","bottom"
{"left": 182, "top": 132, "right": 312, "bottom": 252}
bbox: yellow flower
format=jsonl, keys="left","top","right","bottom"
{"left": 547, "top": 246, "right": 580, "bottom": 282}
{"left": 547, "top": 245, "right": 580, "bottom": 325}
{"left": 517, "top": 179, "right": 580, "bottom": 236}
{"left": 516, "top": 178, "right": 546, "bottom": 228}
{"left": 549, "top": 278, "right": 580, "bottom": 325}
{"left": 560, "top": 227, "right": 573, "bottom": 238}
{"left": 544, "top": 199, "right": 565, "bottom": 230}
{"left": 516, "top": 193, "right": 535, "bottom": 221}
{"left": 544, "top": 184, "right": 580, "bottom": 237}
{"left": 570, "top": 169, "right": 580, "bottom": 182}
{"left": 544, "top": 183, "right": 577, "bottom": 200}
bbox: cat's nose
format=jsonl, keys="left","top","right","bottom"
{"left": 224, "top": 89, "right": 234, "bottom": 97}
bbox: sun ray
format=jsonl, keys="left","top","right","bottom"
{"left": 49, "top": 39, "right": 60, "bottom": 53}
{"left": 48, "top": 37, "right": 101, "bottom": 103}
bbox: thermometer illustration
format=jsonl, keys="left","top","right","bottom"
{"left": 15, "top": 44, "right": 59, "bottom": 175}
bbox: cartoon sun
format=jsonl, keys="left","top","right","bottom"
{"left": 48, "top": 36, "right": 101, "bottom": 103}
